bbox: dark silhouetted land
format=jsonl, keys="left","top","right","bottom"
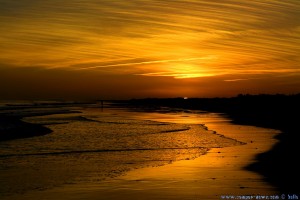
{"left": 0, "top": 102, "right": 83, "bottom": 141}
{"left": 0, "top": 115, "right": 52, "bottom": 141}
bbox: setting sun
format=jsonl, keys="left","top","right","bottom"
{"left": 0, "top": 1, "right": 299, "bottom": 199}
{"left": 0, "top": 0, "right": 299, "bottom": 100}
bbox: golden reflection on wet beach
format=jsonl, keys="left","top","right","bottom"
{"left": 1, "top": 109, "right": 280, "bottom": 200}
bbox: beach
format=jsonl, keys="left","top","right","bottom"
{"left": 1, "top": 0, "right": 299, "bottom": 198}
{"left": 126, "top": 95, "right": 300, "bottom": 194}
{"left": 0, "top": 104, "right": 282, "bottom": 199}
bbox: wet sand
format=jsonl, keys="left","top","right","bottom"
{"left": 126, "top": 95, "right": 300, "bottom": 194}
{"left": 3, "top": 112, "right": 280, "bottom": 200}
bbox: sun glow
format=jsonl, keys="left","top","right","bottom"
{"left": 0, "top": 0, "right": 299, "bottom": 99}
{"left": 170, "top": 63, "right": 215, "bottom": 79}
{"left": 135, "top": 56, "right": 219, "bottom": 79}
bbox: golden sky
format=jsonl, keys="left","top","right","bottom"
{"left": 0, "top": 0, "right": 299, "bottom": 100}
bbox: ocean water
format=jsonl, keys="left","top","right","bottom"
{"left": 0, "top": 104, "right": 242, "bottom": 197}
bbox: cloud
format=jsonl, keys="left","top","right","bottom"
{"left": 74, "top": 56, "right": 216, "bottom": 70}
{"left": 224, "top": 79, "right": 250, "bottom": 82}
{"left": 0, "top": 0, "right": 299, "bottom": 98}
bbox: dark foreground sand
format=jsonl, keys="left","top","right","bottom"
{"left": 2, "top": 112, "right": 282, "bottom": 200}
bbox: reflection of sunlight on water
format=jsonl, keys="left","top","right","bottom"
{"left": 0, "top": 104, "right": 279, "bottom": 199}
{"left": 0, "top": 107, "right": 243, "bottom": 197}
{"left": 117, "top": 116, "right": 279, "bottom": 198}
{"left": 11, "top": 108, "right": 279, "bottom": 199}
{"left": 114, "top": 108, "right": 231, "bottom": 125}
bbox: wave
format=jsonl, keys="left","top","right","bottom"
{"left": 0, "top": 146, "right": 212, "bottom": 158}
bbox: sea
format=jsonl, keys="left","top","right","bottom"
{"left": 0, "top": 102, "right": 242, "bottom": 197}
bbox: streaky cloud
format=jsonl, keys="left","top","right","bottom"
{"left": 75, "top": 56, "right": 216, "bottom": 70}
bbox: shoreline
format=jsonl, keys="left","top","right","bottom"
{"left": 2, "top": 110, "right": 281, "bottom": 200}
{"left": 0, "top": 103, "right": 82, "bottom": 141}
{"left": 202, "top": 111, "right": 299, "bottom": 194}
{"left": 111, "top": 115, "right": 280, "bottom": 199}
{"left": 1, "top": 101, "right": 298, "bottom": 199}
{"left": 124, "top": 95, "right": 300, "bottom": 194}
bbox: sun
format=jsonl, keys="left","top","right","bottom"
{"left": 169, "top": 64, "right": 214, "bottom": 79}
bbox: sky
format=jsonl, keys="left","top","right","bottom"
{"left": 0, "top": 0, "right": 299, "bottom": 100}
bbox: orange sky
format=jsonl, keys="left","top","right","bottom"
{"left": 0, "top": 0, "right": 299, "bottom": 100}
